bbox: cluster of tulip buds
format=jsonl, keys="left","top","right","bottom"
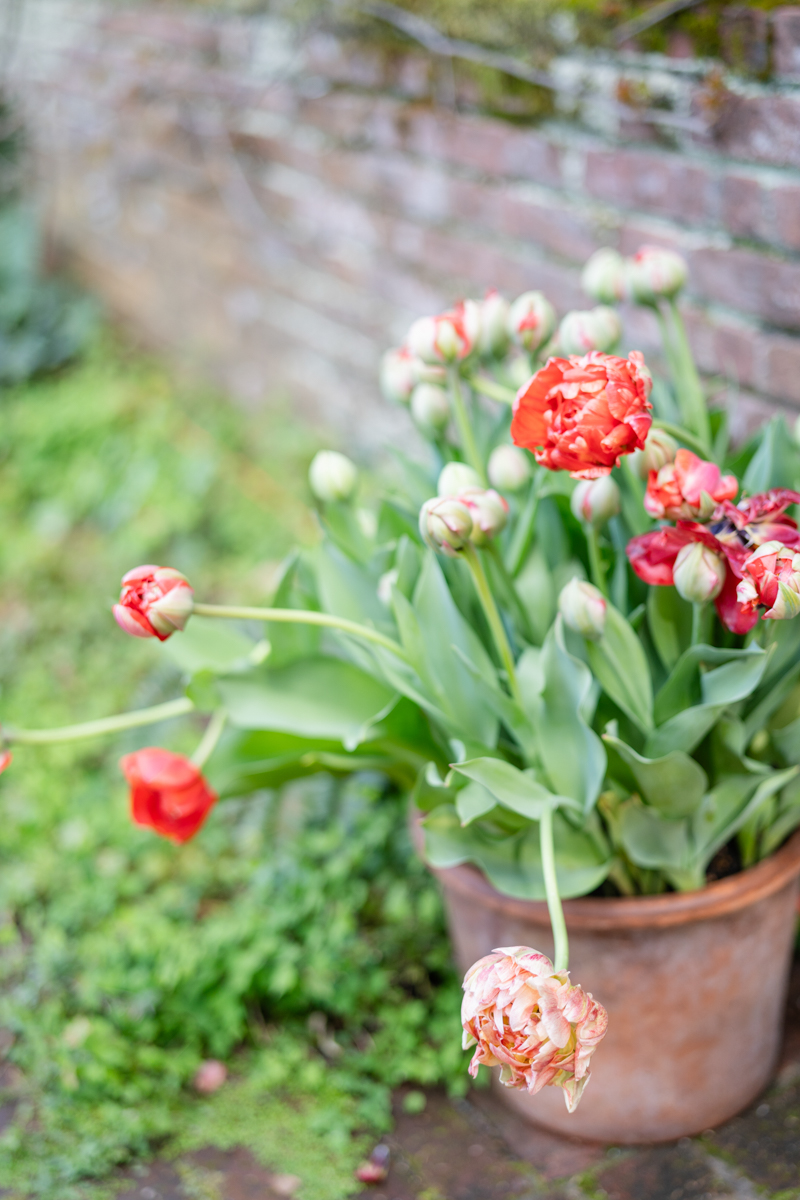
{"left": 419, "top": 462, "right": 509, "bottom": 557}
{"left": 582, "top": 245, "right": 688, "bottom": 308}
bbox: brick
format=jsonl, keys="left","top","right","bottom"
{"left": 773, "top": 183, "right": 800, "bottom": 252}
{"left": 496, "top": 189, "right": 600, "bottom": 264}
{"left": 719, "top": 6, "right": 769, "bottom": 75}
{"left": 689, "top": 246, "right": 800, "bottom": 333}
{"left": 719, "top": 171, "right": 765, "bottom": 241}
{"left": 713, "top": 93, "right": 800, "bottom": 171}
{"left": 773, "top": 7, "right": 800, "bottom": 81}
{"left": 583, "top": 148, "right": 711, "bottom": 226}
{"left": 763, "top": 331, "right": 800, "bottom": 406}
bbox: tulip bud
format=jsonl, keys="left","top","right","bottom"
{"left": 478, "top": 290, "right": 510, "bottom": 358}
{"left": 672, "top": 541, "right": 726, "bottom": 604}
{"left": 419, "top": 496, "right": 473, "bottom": 557}
{"left": 113, "top": 566, "right": 194, "bottom": 641}
{"left": 411, "top": 382, "right": 450, "bottom": 434}
{"left": 379, "top": 347, "right": 416, "bottom": 406}
{"left": 412, "top": 360, "right": 447, "bottom": 386}
{"left": 630, "top": 427, "right": 678, "bottom": 479}
{"left": 377, "top": 568, "right": 399, "bottom": 606}
{"left": 488, "top": 445, "right": 531, "bottom": 493}
{"left": 570, "top": 476, "right": 620, "bottom": 526}
{"left": 558, "top": 577, "right": 607, "bottom": 640}
{"left": 308, "top": 450, "right": 358, "bottom": 503}
{"left": 625, "top": 245, "right": 688, "bottom": 304}
{"left": 437, "top": 462, "right": 482, "bottom": 496}
{"left": 557, "top": 306, "right": 622, "bottom": 356}
{"left": 458, "top": 487, "right": 509, "bottom": 545}
{"left": 407, "top": 301, "right": 480, "bottom": 364}
{"left": 582, "top": 248, "right": 627, "bottom": 305}
{"left": 507, "top": 291, "right": 557, "bottom": 353}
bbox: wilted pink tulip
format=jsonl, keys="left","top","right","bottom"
{"left": 113, "top": 565, "right": 194, "bottom": 641}
{"left": 461, "top": 945, "right": 608, "bottom": 1113}
{"left": 193, "top": 1059, "right": 228, "bottom": 1093}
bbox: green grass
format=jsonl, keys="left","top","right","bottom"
{"left": 0, "top": 336, "right": 466, "bottom": 1198}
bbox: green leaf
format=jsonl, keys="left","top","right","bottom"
{"left": 644, "top": 705, "right": 725, "bottom": 758}
{"left": 743, "top": 416, "right": 800, "bottom": 493}
{"left": 514, "top": 549, "right": 555, "bottom": 645}
{"left": 694, "top": 768, "right": 799, "bottom": 865}
{"left": 161, "top": 616, "right": 261, "bottom": 675}
{"left": 219, "top": 657, "right": 397, "bottom": 746}
{"left": 772, "top": 716, "right": 800, "bottom": 765}
{"left": 655, "top": 644, "right": 767, "bottom": 726}
{"left": 603, "top": 735, "right": 708, "bottom": 818}
{"left": 647, "top": 585, "right": 691, "bottom": 672}
{"left": 618, "top": 799, "right": 692, "bottom": 871}
{"left": 451, "top": 757, "right": 578, "bottom": 821}
{"left": 455, "top": 781, "right": 496, "bottom": 825}
{"left": 586, "top": 603, "right": 653, "bottom": 733}
{"left": 312, "top": 542, "right": 392, "bottom": 631}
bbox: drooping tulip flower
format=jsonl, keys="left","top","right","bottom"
{"left": 672, "top": 541, "right": 726, "bottom": 604}
{"left": 581, "top": 247, "right": 627, "bottom": 305}
{"left": 629, "top": 427, "right": 678, "bottom": 479}
{"left": 737, "top": 541, "right": 800, "bottom": 620}
{"left": 120, "top": 748, "right": 218, "bottom": 843}
{"left": 411, "top": 382, "right": 450, "bottom": 434}
{"left": 507, "top": 291, "right": 557, "bottom": 353}
{"left": 625, "top": 245, "right": 688, "bottom": 304}
{"left": 308, "top": 450, "right": 358, "bottom": 503}
{"left": 407, "top": 300, "right": 480, "bottom": 364}
{"left": 437, "top": 462, "right": 482, "bottom": 496}
{"left": 558, "top": 578, "right": 607, "bottom": 640}
{"left": 419, "top": 496, "right": 473, "bottom": 557}
{"left": 458, "top": 488, "right": 509, "bottom": 545}
{"left": 557, "top": 307, "right": 622, "bottom": 356}
{"left": 488, "top": 445, "right": 531, "bottom": 493}
{"left": 570, "top": 475, "right": 620, "bottom": 527}
{"left": 511, "top": 351, "right": 652, "bottom": 479}
{"left": 0, "top": 751, "right": 11, "bottom": 775}
{"left": 379, "top": 346, "right": 416, "bottom": 406}
{"left": 478, "top": 289, "right": 511, "bottom": 358}
{"left": 644, "top": 449, "right": 738, "bottom": 522}
{"left": 113, "top": 566, "right": 194, "bottom": 642}
{"left": 461, "top": 946, "right": 608, "bottom": 1113}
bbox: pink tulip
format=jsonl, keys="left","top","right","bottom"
{"left": 461, "top": 945, "right": 608, "bottom": 1114}
{"left": 193, "top": 1059, "right": 228, "bottom": 1093}
{"left": 644, "top": 449, "right": 737, "bottom": 522}
{"left": 113, "top": 565, "right": 194, "bottom": 641}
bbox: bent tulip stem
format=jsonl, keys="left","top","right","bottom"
{"left": 192, "top": 604, "right": 408, "bottom": 660}
{"left": 586, "top": 526, "right": 609, "bottom": 597}
{"left": 463, "top": 543, "right": 522, "bottom": 705}
{"left": 191, "top": 709, "right": 227, "bottom": 769}
{"left": 651, "top": 420, "right": 712, "bottom": 462}
{"left": 467, "top": 374, "right": 516, "bottom": 407}
{"left": 448, "top": 368, "right": 487, "bottom": 483}
{"left": 540, "top": 805, "right": 569, "bottom": 973}
{"left": 3, "top": 697, "right": 195, "bottom": 745}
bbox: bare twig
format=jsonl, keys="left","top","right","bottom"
{"left": 613, "top": 0, "right": 706, "bottom": 47}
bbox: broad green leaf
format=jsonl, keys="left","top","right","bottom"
{"left": 451, "top": 757, "right": 578, "bottom": 820}
{"left": 604, "top": 735, "right": 707, "bottom": 818}
{"left": 514, "top": 548, "right": 555, "bottom": 645}
{"left": 456, "top": 781, "right": 496, "bottom": 825}
{"left": 264, "top": 553, "right": 320, "bottom": 667}
{"left": 219, "top": 656, "right": 397, "bottom": 746}
{"left": 586, "top": 603, "right": 653, "bottom": 733}
{"left": 618, "top": 799, "right": 692, "bottom": 871}
{"left": 162, "top": 616, "right": 261, "bottom": 675}
{"left": 701, "top": 651, "right": 769, "bottom": 707}
{"left": 655, "top": 644, "right": 766, "bottom": 726}
{"left": 207, "top": 728, "right": 394, "bottom": 796}
{"left": 762, "top": 774, "right": 800, "bottom": 856}
{"left": 694, "top": 767, "right": 798, "bottom": 865}
{"left": 644, "top": 704, "right": 724, "bottom": 758}
{"left": 313, "top": 542, "right": 391, "bottom": 631}
{"left": 647, "top": 585, "right": 691, "bottom": 672}
{"left": 743, "top": 416, "right": 800, "bottom": 493}
{"left": 772, "top": 716, "right": 800, "bottom": 765}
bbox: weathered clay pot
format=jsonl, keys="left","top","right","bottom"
{"left": 431, "top": 830, "right": 800, "bottom": 1144}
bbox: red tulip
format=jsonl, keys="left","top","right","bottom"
{"left": 511, "top": 351, "right": 652, "bottom": 479}
{"left": 113, "top": 565, "right": 194, "bottom": 642}
{"left": 644, "top": 449, "right": 737, "bottom": 522}
{"left": 120, "top": 748, "right": 217, "bottom": 842}
{"left": 0, "top": 751, "right": 11, "bottom": 775}
{"left": 737, "top": 542, "right": 800, "bottom": 621}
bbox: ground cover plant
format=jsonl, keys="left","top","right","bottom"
{"left": 0, "top": 338, "right": 465, "bottom": 1198}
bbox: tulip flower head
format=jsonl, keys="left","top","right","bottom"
{"left": 194, "top": 1060, "right": 228, "bottom": 1094}
{"left": 644, "top": 449, "right": 738, "bottom": 522}
{"left": 558, "top": 578, "right": 607, "bottom": 640}
{"left": 308, "top": 450, "right": 358, "bottom": 503}
{"left": 0, "top": 750, "right": 11, "bottom": 775}
{"left": 120, "top": 748, "right": 218, "bottom": 842}
{"left": 379, "top": 346, "right": 417, "bottom": 406}
{"left": 419, "top": 497, "right": 473, "bottom": 557}
{"left": 113, "top": 566, "right": 194, "bottom": 642}
{"left": 630, "top": 427, "right": 678, "bottom": 479}
{"left": 461, "top": 946, "right": 608, "bottom": 1113}
{"left": 511, "top": 351, "right": 653, "bottom": 479}
{"left": 407, "top": 301, "right": 480, "bottom": 364}
{"left": 488, "top": 445, "right": 532, "bottom": 493}
{"left": 411, "top": 382, "right": 450, "bottom": 434}
{"left": 626, "top": 246, "right": 688, "bottom": 304}
{"left": 557, "top": 307, "right": 622, "bottom": 356}
{"left": 478, "top": 289, "right": 511, "bottom": 358}
{"left": 437, "top": 462, "right": 483, "bottom": 496}
{"left": 672, "top": 541, "right": 726, "bottom": 604}
{"left": 507, "top": 291, "right": 557, "bottom": 353}
{"left": 570, "top": 475, "right": 620, "bottom": 527}
{"left": 458, "top": 487, "right": 509, "bottom": 545}
{"left": 581, "top": 247, "right": 627, "bottom": 305}
{"left": 737, "top": 541, "right": 800, "bottom": 620}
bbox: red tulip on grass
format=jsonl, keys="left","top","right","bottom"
{"left": 511, "top": 351, "right": 652, "bottom": 479}
{"left": 120, "top": 748, "right": 217, "bottom": 843}
{"left": 113, "top": 565, "right": 194, "bottom": 641}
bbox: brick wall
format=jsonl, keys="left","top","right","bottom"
{"left": 9, "top": 2, "right": 800, "bottom": 451}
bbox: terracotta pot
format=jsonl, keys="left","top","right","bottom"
{"left": 431, "top": 830, "right": 800, "bottom": 1144}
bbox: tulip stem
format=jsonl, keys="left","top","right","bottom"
{"left": 586, "top": 526, "right": 608, "bottom": 597}
{"left": 651, "top": 420, "right": 713, "bottom": 462}
{"left": 463, "top": 543, "right": 522, "bottom": 705}
{"left": 448, "top": 368, "right": 487, "bottom": 483}
{"left": 468, "top": 374, "right": 515, "bottom": 407}
{"left": 487, "top": 543, "right": 534, "bottom": 641}
{"left": 192, "top": 605, "right": 408, "bottom": 660}
{"left": 508, "top": 474, "right": 542, "bottom": 578}
{"left": 691, "top": 602, "right": 705, "bottom": 648}
{"left": 540, "top": 805, "right": 569, "bottom": 972}
{"left": 192, "top": 709, "right": 227, "bottom": 769}
{"left": 3, "top": 697, "right": 195, "bottom": 745}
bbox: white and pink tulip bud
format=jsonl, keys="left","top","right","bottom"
{"left": 478, "top": 289, "right": 511, "bottom": 358}
{"left": 419, "top": 496, "right": 474, "bottom": 557}
{"left": 407, "top": 301, "right": 480, "bottom": 365}
{"left": 437, "top": 462, "right": 482, "bottom": 497}
{"left": 411, "top": 382, "right": 450, "bottom": 434}
{"left": 630, "top": 427, "right": 678, "bottom": 479}
{"left": 625, "top": 245, "right": 688, "bottom": 304}
{"left": 570, "top": 476, "right": 620, "bottom": 527}
{"left": 488, "top": 445, "right": 532, "bottom": 493}
{"left": 581, "top": 247, "right": 627, "bottom": 305}
{"left": 308, "top": 450, "right": 358, "bottom": 503}
{"left": 507, "top": 291, "right": 557, "bottom": 353}
{"left": 558, "top": 578, "right": 607, "bottom": 640}
{"left": 458, "top": 487, "right": 509, "bottom": 545}
{"left": 462, "top": 946, "right": 608, "bottom": 1113}
{"left": 379, "top": 346, "right": 417, "bottom": 406}
{"left": 113, "top": 566, "right": 194, "bottom": 642}
{"left": 673, "top": 541, "right": 726, "bottom": 604}
{"left": 557, "top": 306, "right": 622, "bottom": 356}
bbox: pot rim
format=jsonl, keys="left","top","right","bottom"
{"left": 428, "top": 828, "right": 800, "bottom": 930}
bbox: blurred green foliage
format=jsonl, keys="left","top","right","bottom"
{"left": 0, "top": 341, "right": 466, "bottom": 1198}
